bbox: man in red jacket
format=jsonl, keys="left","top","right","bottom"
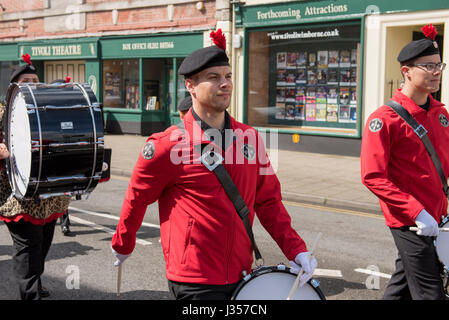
{"left": 361, "top": 24, "right": 447, "bottom": 299}
{"left": 112, "top": 30, "right": 317, "bottom": 300}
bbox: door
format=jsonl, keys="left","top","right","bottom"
{"left": 44, "top": 60, "right": 86, "bottom": 83}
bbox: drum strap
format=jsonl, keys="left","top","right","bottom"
{"left": 176, "top": 121, "right": 264, "bottom": 264}
{"left": 385, "top": 100, "right": 449, "bottom": 198}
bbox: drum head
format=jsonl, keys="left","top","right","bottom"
{"left": 233, "top": 267, "right": 324, "bottom": 300}
{"left": 436, "top": 221, "right": 449, "bottom": 266}
{"left": 7, "top": 90, "right": 31, "bottom": 197}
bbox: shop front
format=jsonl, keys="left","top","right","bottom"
{"left": 0, "top": 43, "right": 20, "bottom": 103}
{"left": 100, "top": 32, "right": 203, "bottom": 135}
{"left": 234, "top": 0, "right": 449, "bottom": 155}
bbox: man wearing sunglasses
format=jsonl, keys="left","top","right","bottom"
{"left": 361, "top": 24, "right": 448, "bottom": 300}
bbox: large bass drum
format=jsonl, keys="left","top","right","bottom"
{"left": 232, "top": 265, "right": 326, "bottom": 300}
{"left": 3, "top": 82, "right": 104, "bottom": 200}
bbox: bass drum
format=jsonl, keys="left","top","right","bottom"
{"left": 3, "top": 82, "right": 104, "bottom": 200}
{"left": 232, "top": 265, "right": 326, "bottom": 300}
{"left": 435, "top": 216, "right": 449, "bottom": 298}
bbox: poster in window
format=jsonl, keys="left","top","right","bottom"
{"left": 316, "top": 104, "right": 327, "bottom": 121}
{"left": 307, "top": 69, "right": 317, "bottom": 85}
{"left": 296, "top": 87, "right": 306, "bottom": 104}
{"left": 339, "top": 87, "right": 350, "bottom": 105}
{"left": 327, "top": 104, "right": 338, "bottom": 122}
{"left": 296, "top": 69, "right": 307, "bottom": 84}
{"left": 286, "top": 103, "right": 295, "bottom": 120}
{"left": 295, "top": 105, "right": 305, "bottom": 120}
{"left": 338, "top": 105, "right": 350, "bottom": 123}
{"left": 328, "top": 51, "right": 339, "bottom": 67}
{"left": 277, "top": 52, "right": 287, "bottom": 68}
{"left": 285, "top": 71, "right": 296, "bottom": 86}
{"left": 316, "top": 87, "right": 327, "bottom": 104}
{"left": 306, "top": 103, "right": 316, "bottom": 121}
{"left": 276, "top": 88, "right": 286, "bottom": 103}
{"left": 308, "top": 52, "right": 316, "bottom": 67}
{"left": 296, "top": 52, "right": 307, "bottom": 68}
{"left": 351, "top": 49, "right": 358, "bottom": 66}
{"left": 317, "top": 51, "right": 328, "bottom": 68}
{"left": 285, "top": 88, "right": 296, "bottom": 103}
{"left": 328, "top": 87, "right": 338, "bottom": 103}
{"left": 286, "top": 53, "right": 297, "bottom": 69}
{"left": 277, "top": 69, "right": 287, "bottom": 86}
{"left": 340, "top": 50, "right": 351, "bottom": 67}
{"left": 349, "top": 106, "right": 357, "bottom": 123}
{"left": 340, "top": 68, "right": 351, "bottom": 86}
{"left": 317, "top": 69, "right": 328, "bottom": 84}
{"left": 275, "top": 106, "right": 286, "bottom": 119}
{"left": 327, "top": 69, "right": 338, "bottom": 85}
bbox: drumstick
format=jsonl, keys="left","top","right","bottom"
{"left": 409, "top": 227, "right": 449, "bottom": 232}
{"left": 286, "top": 232, "right": 322, "bottom": 300}
{"left": 117, "top": 264, "right": 122, "bottom": 298}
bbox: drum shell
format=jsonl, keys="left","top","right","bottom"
{"left": 231, "top": 265, "right": 326, "bottom": 300}
{"left": 4, "top": 83, "right": 104, "bottom": 199}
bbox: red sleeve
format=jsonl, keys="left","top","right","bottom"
{"left": 253, "top": 133, "right": 307, "bottom": 261}
{"left": 360, "top": 112, "right": 423, "bottom": 222}
{"left": 112, "top": 136, "right": 176, "bottom": 255}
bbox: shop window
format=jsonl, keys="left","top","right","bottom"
{"left": 0, "top": 61, "right": 19, "bottom": 103}
{"left": 143, "top": 59, "right": 166, "bottom": 111}
{"left": 103, "top": 59, "right": 139, "bottom": 109}
{"left": 247, "top": 23, "right": 361, "bottom": 136}
{"left": 176, "top": 58, "right": 189, "bottom": 112}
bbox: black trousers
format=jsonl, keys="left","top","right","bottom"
{"left": 383, "top": 227, "right": 445, "bottom": 300}
{"left": 5, "top": 219, "right": 56, "bottom": 300}
{"left": 168, "top": 280, "right": 239, "bottom": 300}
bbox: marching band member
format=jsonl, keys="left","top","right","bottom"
{"left": 112, "top": 30, "right": 317, "bottom": 300}
{"left": 0, "top": 54, "right": 71, "bottom": 299}
{"left": 361, "top": 24, "right": 448, "bottom": 299}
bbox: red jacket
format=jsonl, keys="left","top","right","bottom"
{"left": 112, "top": 110, "right": 306, "bottom": 285}
{"left": 361, "top": 90, "right": 449, "bottom": 228}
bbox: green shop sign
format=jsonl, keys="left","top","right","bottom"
{"left": 236, "top": 0, "right": 449, "bottom": 27}
{"left": 19, "top": 38, "right": 98, "bottom": 60}
{"left": 100, "top": 33, "right": 203, "bottom": 58}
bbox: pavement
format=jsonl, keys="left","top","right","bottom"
{"left": 104, "top": 133, "right": 381, "bottom": 215}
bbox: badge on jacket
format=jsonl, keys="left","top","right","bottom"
{"left": 369, "top": 118, "right": 383, "bottom": 132}
{"left": 439, "top": 114, "right": 449, "bottom": 127}
{"left": 142, "top": 141, "right": 155, "bottom": 160}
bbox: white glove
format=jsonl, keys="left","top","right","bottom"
{"left": 415, "top": 209, "right": 439, "bottom": 237}
{"left": 112, "top": 247, "right": 130, "bottom": 267}
{"left": 289, "top": 251, "right": 317, "bottom": 287}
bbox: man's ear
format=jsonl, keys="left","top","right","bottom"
{"left": 185, "top": 78, "right": 195, "bottom": 95}
{"left": 400, "top": 65, "right": 410, "bottom": 78}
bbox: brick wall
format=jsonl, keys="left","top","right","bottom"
{"left": 0, "top": 1, "right": 218, "bottom": 42}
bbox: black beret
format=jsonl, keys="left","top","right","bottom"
{"left": 178, "top": 46, "right": 229, "bottom": 78}
{"left": 10, "top": 64, "right": 37, "bottom": 83}
{"left": 397, "top": 38, "right": 440, "bottom": 63}
{"left": 178, "top": 96, "right": 192, "bottom": 112}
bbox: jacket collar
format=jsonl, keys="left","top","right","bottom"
{"left": 392, "top": 89, "right": 444, "bottom": 116}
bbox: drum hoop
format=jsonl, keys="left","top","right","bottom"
{"left": 74, "top": 83, "right": 97, "bottom": 194}
{"left": 231, "top": 265, "right": 326, "bottom": 300}
{"left": 23, "top": 84, "right": 43, "bottom": 199}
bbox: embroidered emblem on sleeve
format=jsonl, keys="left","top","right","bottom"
{"left": 142, "top": 141, "right": 155, "bottom": 160}
{"left": 439, "top": 114, "right": 449, "bottom": 127}
{"left": 369, "top": 118, "right": 383, "bottom": 132}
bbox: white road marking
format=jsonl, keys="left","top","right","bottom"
{"left": 354, "top": 268, "right": 391, "bottom": 279}
{"left": 313, "top": 268, "right": 343, "bottom": 278}
{"left": 69, "top": 215, "right": 152, "bottom": 246}
{"left": 69, "top": 206, "right": 160, "bottom": 229}
{"left": 0, "top": 255, "right": 10, "bottom": 262}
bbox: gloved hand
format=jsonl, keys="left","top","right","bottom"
{"left": 289, "top": 251, "right": 317, "bottom": 287}
{"left": 415, "top": 209, "right": 439, "bottom": 237}
{"left": 111, "top": 247, "right": 130, "bottom": 267}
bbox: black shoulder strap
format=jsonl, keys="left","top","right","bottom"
{"left": 176, "top": 120, "right": 264, "bottom": 264}
{"left": 385, "top": 100, "right": 449, "bottom": 197}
